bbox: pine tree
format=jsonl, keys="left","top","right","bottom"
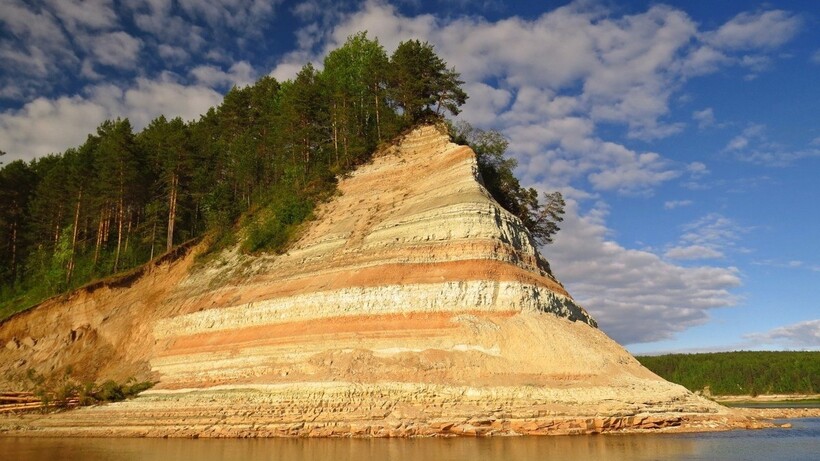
{"left": 389, "top": 40, "right": 467, "bottom": 123}
{"left": 94, "top": 118, "right": 140, "bottom": 272}
{"left": 0, "top": 160, "right": 37, "bottom": 283}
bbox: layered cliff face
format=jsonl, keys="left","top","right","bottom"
{"left": 1, "top": 125, "right": 734, "bottom": 437}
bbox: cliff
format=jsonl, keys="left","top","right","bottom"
{"left": 0, "top": 125, "right": 758, "bottom": 436}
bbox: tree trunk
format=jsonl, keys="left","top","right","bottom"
{"left": 374, "top": 86, "right": 382, "bottom": 142}
{"left": 332, "top": 102, "right": 339, "bottom": 166}
{"left": 124, "top": 206, "right": 132, "bottom": 253}
{"left": 166, "top": 172, "right": 177, "bottom": 252}
{"left": 67, "top": 189, "right": 82, "bottom": 284}
{"left": 149, "top": 218, "right": 156, "bottom": 261}
{"left": 93, "top": 207, "right": 105, "bottom": 266}
{"left": 10, "top": 219, "right": 17, "bottom": 280}
{"left": 114, "top": 197, "right": 124, "bottom": 273}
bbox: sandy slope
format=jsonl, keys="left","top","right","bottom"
{"left": 0, "top": 125, "right": 777, "bottom": 437}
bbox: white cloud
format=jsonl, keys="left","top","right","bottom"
{"left": 740, "top": 148, "right": 820, "bottom": 166}
{"left": 679, "top": 213, "right": 746, "bottom": 249}
{"left": 0, "top": 78, "right": 222, "bottom": 162}
{"left": 724, "top": 123, "right": 765, "bottom": 151}
{"left": 586, "top": 148, "right": 679, "bottom": 194}
{"left": 157, "top": 44, "right": 191, "bottom": 64}
{"left": 753, "top": 259, "right": 820, "bottom": 272}
{"left": 177, "top": 0, "right": 280, "bottom": 29}
{"left": 812, "top": 50, "right": 820, "bottom": 64}
{"left": 705, "top": 10, "right": 802, "bottom": 50}
{"left": 658, "top": 213, "right": 750, "bottom": 261}
{"left": 744, "top": 320, "right": 820, "bottom": 349}
{"left": 545, "top": 202, "right": 741, "bottom": 344}
{"left": 459, "top": 83, "right": 512, "bottom": 126}
{"left": 0, "top": 0, "right": 75, "bottom": 87}
{"left": 190, "top": 62, "right": 257, "bottom": 88}
{"left": 664, "top": 200, "right": 693, "bottom": 210}
{"left": 46, "top": 0, "right": 118, "bottom": 33}
{"left": 665, "top": 245, "right": 723, "bottom": 260}
{"left": 725, "top": 124, "right": 820, "bottom": 166}
{"left": 81, "top": 31, "right": 143, "bottom": 69}
{"left": 692, "top": 107, "right": 715, "bottom": 129}
{"left": 687, "top": 161, "right": 709, "bottom": 177}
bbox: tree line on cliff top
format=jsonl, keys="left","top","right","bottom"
{"left": 0, "top": 32, "right": 563, "bottom": 319}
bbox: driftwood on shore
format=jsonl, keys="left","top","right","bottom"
{"left": 0, "top": 392, "right": 79, "bottom": 414}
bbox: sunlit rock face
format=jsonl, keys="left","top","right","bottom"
{"left": 0, "top": 125, "right": 730, "bottom": 437}
{"left": 151, "top": 125, "right": 601, "bottom": 389}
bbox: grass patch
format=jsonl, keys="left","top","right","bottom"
{"left": 24, "top": 368, "right": 154, "bottom": 411}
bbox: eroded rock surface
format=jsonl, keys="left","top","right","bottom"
{"left": 1, "top": 125, "right": 744, "bottom": 437}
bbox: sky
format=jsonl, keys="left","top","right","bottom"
{"left": 0, "top": 0, "right": 818, "bottom": 354}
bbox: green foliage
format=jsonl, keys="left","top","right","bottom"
{"left": 449, "top": 121, "right": 565, "bottom": 246}
{"left": 242, "top": 191, "right": 315, "bottom": 254}
{"left": 637, "top": 351, "right": 820, "bottom": 396}
{"left": 389, "top": 39, "right": 467, "bottom": 123}
{"left": 0, "top": 31, "right": 466, "bottom": 321}
{"left": 23, "top": 369, "right": 154, "bottom": 411}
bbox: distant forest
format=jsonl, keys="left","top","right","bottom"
{"left": 638, "top": 351, "right": 819, "bottom": 396}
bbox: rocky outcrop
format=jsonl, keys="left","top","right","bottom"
{"left": 1, "top": 125, "right": 744, "bottom": 437}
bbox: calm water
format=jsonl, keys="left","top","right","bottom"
{"left": 2, "top": 418, "right": 818, "bottom": 461}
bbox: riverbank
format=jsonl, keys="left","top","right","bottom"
{"left": 4, "top": 384, "right": 819, "bottom": 438}
{"left": 714, "top": 394, "right": 820, "bottom": 405}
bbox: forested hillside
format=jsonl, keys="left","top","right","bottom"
{"left": 638, "top": 351, "right": 819, "bottom": 396}
{"left": 0, "top": 33, "right": 468, "bottom": 319}
{"left": 1, "top": 32, "right": 564, "bottom": 323}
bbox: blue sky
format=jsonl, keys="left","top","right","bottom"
{"left": 0, "top": 0, "right": 818, "bottom": 353}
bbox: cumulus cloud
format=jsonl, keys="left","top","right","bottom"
{"left": 544, "top": 202, "right": 741, "bottom": 344}
{"left": 724, "top": 124, "right": 765, "bottom": 151}
{"left": 753, "top": 259, "right": 820, "bottom": 272}
{"left": 705, "top": 10, "right": 802, "bottom": 50}
{"left": 81, "top": 31, "right": 143, "bottom": 69}
{"left": 0, "top": 78, "right": 222, "bottom": 161}
{"left": 682, "top": 214, "right": 744, "bottom": 243}
{"left": 661, "top": 213, "right": 753, "bottom": 261}
{"left": 664, "top": 245, "right": 723, "bottom": 260}
{"left": 664, "top": 200, "right": 693, "bottom": 210}
{"left": 744, "top": 320, "right": 820, "bottom": 349}
{"left": 46, "top": 0, "right": 118, "bottom": 33}
{"left": 725, "top": 124, "right": 820, "bottom": 166}
{"left": 178, "top": 0, "right": 279, "bottom": 29}
{"left": 686, "top": 162, "right": 709, "bottom": 177}
{"left": 190, "top": 61, "right": 257, "bottom": 88}
{"left": 692, "top": 107, "right": 715, "bottom": 129}
{"left": 0, "top": 0, "right": 283, "bottom": 102}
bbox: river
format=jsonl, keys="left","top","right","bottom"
{"left": 1, "top": 418, "right": 818, "bottom": 461}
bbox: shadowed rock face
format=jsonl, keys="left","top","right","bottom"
{"left": 0, "top": 125, "right": 733, "bottom": 437}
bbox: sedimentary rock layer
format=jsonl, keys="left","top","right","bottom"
{"left": 1, "top": 125, "right": 744, "bottom": 437}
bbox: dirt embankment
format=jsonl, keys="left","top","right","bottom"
{"left": 0, "top": 241, "right": 202, "bottom": 387}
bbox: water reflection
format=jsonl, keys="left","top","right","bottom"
{"left": 2, "top": 419, "right": 818, "bottom": 461}
{"left": 0, "top": 436, "right": 699, "bottom": 461}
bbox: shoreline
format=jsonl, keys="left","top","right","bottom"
{"left": 714, "top": 394, "right": 820, "bottom": 404}
{"left": 0, "top": 412, "right": 792, "bottom": 438}
{"left": 3, "top": 388, "right": 819, "bottom": 438}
